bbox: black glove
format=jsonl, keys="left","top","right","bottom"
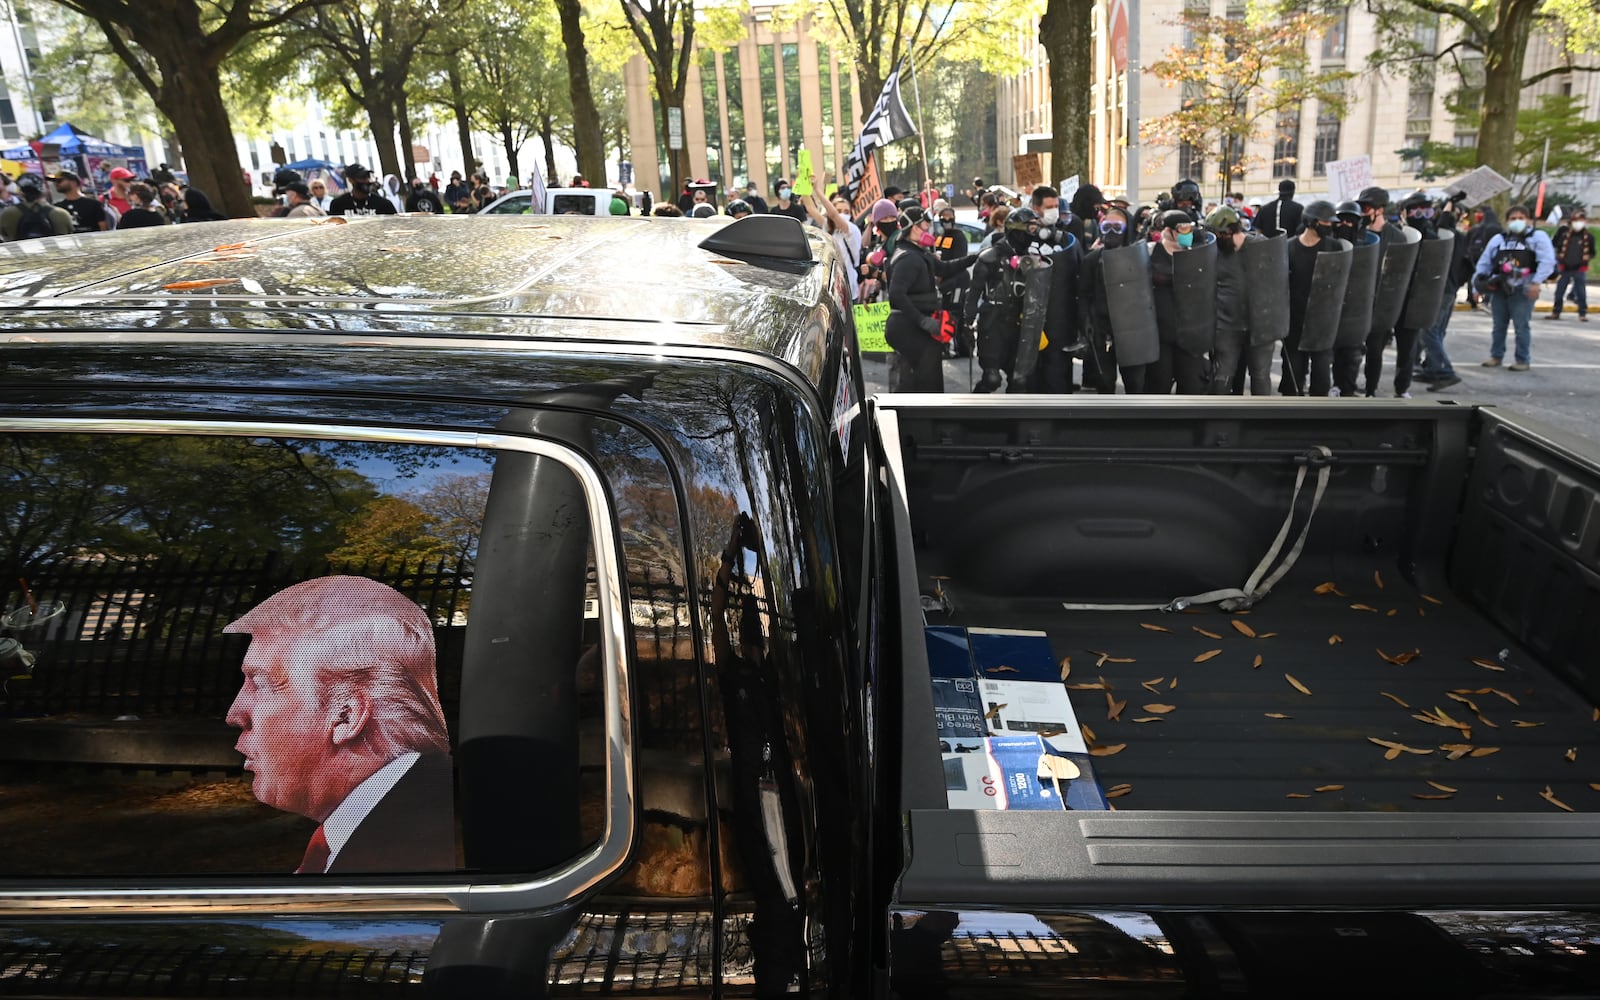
{"left": 919, "top": 315, "right": 942, "bottom": 336}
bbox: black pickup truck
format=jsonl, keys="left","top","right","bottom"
{"left": 1, "top": 215, "right": 1598, "bottom": 998}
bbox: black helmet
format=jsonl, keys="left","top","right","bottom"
{"left": 1335, "top": 200, "right": 1363, "bottom": 222}
{"left": 1356, "top": 186, "right": 1389, "bottom": 209}
{"left": 1160, "top": 209, "right": 1194, "bottom": 231}
{"left": 344, "top": 163, "right": 373, "bottom": 182}
{"left": 1171, "top": 178, "right": 1201, "bottom": 204}
{"left": 1399, "top": 189, "right": 1431, "bottom": 212}
{"left": 899, "top": 204, "right": 928, "bottom": 230}
{"left": 1004, "top": 206, "right": 1040, "bottom": 232}
{"left": 896, "top": 197, "right": 922, "bottom": 214}
{"left": 726, "top": 198, "right": 751, "bottom": 217}
{"left": 1302, "top": 200, "right": 1337, "bottom": 223}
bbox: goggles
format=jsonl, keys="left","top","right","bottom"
{"left": 1170, "top": 222, "right": 1196, "bottom": 234}
{"left": 1407, "top": 205, "right": 1435, "bottom": 219}
{"left": 1098, "top": 220, "right": 1127, "bottom": 234}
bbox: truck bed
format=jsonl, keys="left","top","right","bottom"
{"left": 924, "top": 563, "right": 1594, "bottom": 813}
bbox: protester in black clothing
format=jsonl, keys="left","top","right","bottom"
{"left": 328, "top": 164, "right": 397, "bottom": 216}
{"left": 1149, "top": 210, "right": 1210, "bottom": 393}
{"left": 443, "top": 171, "right": 468, "bottom": 206}
{"left": 1206, "top": 206, "right": 1274, "bottom": 395}
{"left": 1077, "top": 207, "right": 1140, "bottom": 393}
{"left": 1334, "top": 186, "right": 1404, "bottom": 395}
{"left": 771, "top": 179, "right": 809, "bottom": 223}
{"left": 1255, "top": 179, "right": 1303, "bottom": 239}
{"left": 930, "top": 200, "right": 972, "bottom": 356}
{"left": 115, "top": 183, "right": 168, "bottom": 229}
{"left": 1281, "top": 201, "right": 1341, "bottom": 395}
{"left": 1548, "top": 209, "right": 1594, "bottom": 321}
{"left": 180, "top": 188, "right": 229, "bottom": 223}
{"left": 1167, "top": 179, "right": 1202, "bottom": 225}
{"left": 886, "top": 205, "right": 968, "bottom": 391}
{"left": 738, "top": 182, "right": 769, "bottom": 215}
{"left": 50, "top": 170, "right": 108, "bottom": 233}
{"left": 1069, "top": 184, "right": 1105, "bottom": 246}
{"left": 1365, "top": 191, "right": 1439, "bottom": 397}
{"left": 405, "top": 177, "right": 445, "bottom": 214}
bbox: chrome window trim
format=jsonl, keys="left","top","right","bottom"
{"left": 0, "top": 418, "right": 634, "bottom": 916}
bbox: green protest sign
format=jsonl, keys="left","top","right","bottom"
{"left": 854, "top": 300, "right": 890, "bottom": 353}
{"left": 793, "top": 149, "right": 814, "bottom": 196}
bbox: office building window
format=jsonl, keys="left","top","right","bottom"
{"left": 1321, "top": 7, "right": 1347, "bottom": 60}
{"left": 782, "top": 42, "right": 802, "bottom": 180}
{"left": 1274, "top": 104, "right": 1300, "bottom": 177}
{"left": 1312, "top": 111, "right": 1340, "bottom": 175}
{"left": 725, "top": 48, "right": 748, "bottom": 187}
{"left": 1178, "top": 142, "right": 1204, "bottom": 183}
{"left": 1402, "top": 135, "right": 1427, "bottom": 174}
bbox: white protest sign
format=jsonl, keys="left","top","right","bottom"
{"left": 1445, "top": 165, "right": 1513, "bottom": 206}
{"left": 1324, "top": 156, "right": 1373, "bottom": 202}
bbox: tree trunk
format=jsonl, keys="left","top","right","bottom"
{"left": 364, "top": 99, "right": 403, "bottom": 181}
{"left": 447, "top": 65, "right": 477, "bottom": 176}
{"left": 1039, "top": 0, "right": 1093, "bottom": 186}
{"left": 1476, "top": 0, "right": 1537, "bottom": 214}
{"left": 499, "top": 124, "right": 520, "bottom": 183}
{"left": 158, "top": 63, "right": 254, "bottom": 218}
{"left": 397, "top": 91, "right": 417, "bottom": 180}
{"left": 555, "top": 0, "right": 605, "bottom": 184}
{"left": 540, "top": 113, "right": 558, "bottom": 184}
{"left": 654, "top": 73, "right": 688, "bottom": 198}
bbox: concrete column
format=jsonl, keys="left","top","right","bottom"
{"left": 685, "top": 59, "right": 710, "bottom": 182}
{"left": 714, "top": 50, "right": 734, "bottom": 189}
{"left": 797, "top": 20, "right": 825, "bottom": 186}
{"left": 624, "top": 54, "right": 661, "bottom": 197}
{"left": 829, "top": 49, "right": 845, "bottom": 180}
{"left": 739, "top": 30, "right": 767, "bottom": 196}
{"left": 773, "top": 39, "right": 791, "bottom": 181}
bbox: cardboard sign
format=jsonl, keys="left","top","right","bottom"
{"left": 1013, "top": 153, "right": 1042, "bottom": 191}
{"left": 854, "top": 300, "right": 890, "bottom": 353}
{"left": 850, "top": 155, "right": 882, "bottom": 219}
{"left": 1445, "top": 165, "right": 1513, "bottom": 207}
{"left": 1325, "top": 155, "right": 1373, "bottom": 202}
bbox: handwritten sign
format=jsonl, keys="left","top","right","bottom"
{"left": 793, "top": 148, "right": 814, "bottom": 196}
{"left": 1445, "top": 165, "right": 1513, "bottom": 207}
{"left": 1013, "top": 153, "right": 1042, "bottom": 191}
{"left": 854, "top": 300, "right": 891, "bottom": 353}
{"left": 1324, "top": 155, "right": 1373, "bottom": 202}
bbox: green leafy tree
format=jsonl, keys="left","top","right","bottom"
{"left": 1141, "top": 9, "right": 1353, "bottom": 192}
{"left": 456, "top": 0, "right": 571, "bottom": 184}
{"left": 30, "top": 0, "right": 335, "bottom": 219}
{"left": 1399, "top": 94, "right": 1600, "bottom": 203}
{"left": 619, "top": 0, "right": 700, "bottom": 197}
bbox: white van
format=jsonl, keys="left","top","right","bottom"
{"left": 476, "top": 187, "right": 618, "bottom": 216}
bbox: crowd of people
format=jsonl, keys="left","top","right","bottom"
{"left": 854, "top": 176, "right": 1590, "bottom": 395}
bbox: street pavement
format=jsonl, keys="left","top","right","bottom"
{"left": 862, "top": 299, "right": 1600, "bottom": 445}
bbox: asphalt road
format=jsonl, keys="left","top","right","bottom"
{"left": 861, "top": 297, "right": 1600, "bottom": 444}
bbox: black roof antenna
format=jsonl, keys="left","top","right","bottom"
{"left": 697, "top": 214, "right": 815, "bottom": 272}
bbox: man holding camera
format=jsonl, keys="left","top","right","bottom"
{"left": 1474, "top": 204, "right": 1556, "bottom": 371}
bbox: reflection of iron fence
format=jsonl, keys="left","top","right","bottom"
{"left": 0, "top": 554, "right": 472, "bottom": 718}
{"left": 0, "top": 940, "right": 427, "bottom": 995}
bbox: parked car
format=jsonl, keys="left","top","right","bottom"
{"left": 2, "top": 214, "right": 1600, "bottom": 998}
{"left": 478, "top": 186, "right": 617, "bottom": 216}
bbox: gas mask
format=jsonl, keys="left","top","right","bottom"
{"left": 914, "top": 226, "right": 937, "bottom": 248}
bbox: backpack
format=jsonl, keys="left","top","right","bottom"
{"left": 14, "top": 203, "right": 56, "bottom": 240}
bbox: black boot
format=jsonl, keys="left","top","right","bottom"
{"left": 974, "top": 368, "right": 1004, "bottom": 393}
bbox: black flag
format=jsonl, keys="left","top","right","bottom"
{"left": 842, "top": 62, "right": 918, "bottom": 201}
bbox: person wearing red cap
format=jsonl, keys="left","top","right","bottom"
{"left": 103, "top": 166, "right": 136, "bottom": 218}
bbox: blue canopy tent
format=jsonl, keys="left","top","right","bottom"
{"left": 0, "top": 123, "right": 147, "bottom": 193}
{"left": 282, "top": 157, "right": 345, "bottom": 194}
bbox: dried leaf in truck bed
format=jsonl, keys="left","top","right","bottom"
{"left": 1351, "top": 603, "right": 1378, "bottom": 612}
{"left": 1060, "top": 656, "right": 1072, "bottom": 680}
{"left": 1106, "top": 694, "right": 1127, "bottom": 722}
{"left": 1387, "top": 609, "right": 1399, "bottom": 617}
{"left": 1193, "top": 627, "right": 1222, "bottom": 639}
{"left": 1540, "top": 786, "right": 1575, "bottom": 812}
{"left": 1469, "top": 747, "right": 1500, "bottom": 757}
{"left": 1377, "top": 648, "right": 1422, "bottom": 665}
{"left": 1412, "top": 793, "right": 1454, "bottom": 800}
{"left": 1194, "top": 649, "right": 1222, "bottom": 663}
{"left": 1384, "top": 747, "right": 1403, "bottom": 760}
{"left": 1139, "top": 678, "right": 1166, "bottom": 694}
{"left": 1471, "top": 657, "right": 1506, "bottom": 672}
{"left": 1081, "top": 723, "right": 1097, "bottom": 744}
{"left": 1140, "top": 623, "right": 1170, "bottom": 632}
{"left": 1328, "top": 635, "right": 1343, "bottom": 645}
{"left": 1286, "top": 674, "right": 1312, "bottom": 696}
{"left": 1170, "top": 677, "right": 1178, "bottom": 689}
{"left": 1590, "top": 783, "right": 1600, "bottom": 791}
{"left": 1232, "top": 619, "right": 1257, "bottom": 638}
{"left": 1132, "top": 717, "right": 1165, "bottom": 723}
{"left": 1258, "top": 632, "right": 1278, "bottom": 638}
{"left": 1088, "top": 743, "right": 1125, "bottom": 757}
{"left": 1455, "top": 687, "right": 1519, "bottom": 706}
{"left": 1285, "top": 793, "right": 1312, "bottom": 798}
{"left": 1593, "top": 708, "right": 1598, "bottom": 722}
{"left": 1370, "top": 737, "right": 1406, "bottom": 749}
{"left": 1380, "top": 691, "right": 1411, "bottom": 708}
{"left": 1422, "top": 594, "right": 1443, "bottom": 605}
{"left": 1265, "top": 712, "right": 1292, "bottom": 719}
{"left": 1143, "top": 704, "right": 1177, "bottom": 714}
{"left": 1315, "top": 784, "right": 1345, "bottom": 792}
{"left": 1447, "top": 692, "right": 1481, "bottom": 714}
{"left": 1566, "top": 748, "right": 1578, "bottom": 763}
{"left": 1065, "top": 682, "right": 1107, "bottom": 691}
{"left": 1512, "top": 720, "right": 1545, "bottom": 728}
{"left": 1427, "top": 780, "right": 1458, "bottom": 793}
{"left": 1252, "top": 654, "right": 1263, "bottom": 669}
{"left": 1374, "top": 570, "right": 1385, "bottom": 589}
{"left": 983, "top": 703, "right": 1007, "bottom": 721}
{"left": 985, "top": 665, "right": 1020, "bottom": 673}
{"left": 1475, "top": 714, "right": 1500, "bottom": 730}
{"left": 1106, "top": 784, "right": 1133, "bottom": 798}
{"left": 1314, "top": 581, "right": 1346, "bottom": 596}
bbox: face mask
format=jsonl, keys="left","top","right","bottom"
{"left": 777, "top": 187, "right": 791, "bottom": 200}
{"left": 1224, "top": 198, "right": 1236, "bottom": 207}
{"left": 1314, "top": 223, "right": 1334, "bottom": 238}
{"left": 915, "top": 227, "right": 937, "bottom": 248}
{"left": 1507, "top": 219, "right": 1528, "bottom": 234}
{"left": 1575, "top": 221, "right": 1588, "bottom": 231}
{"left": 876, "top": 220, "right": 896, "bottom": 236}
{"left": 1040, "top": 207, "right": 1060, "bottom": 225}
{"left": 1101, "top": 231, "right": 1126, "bottom": 248}
{"left": 1176, "top": 231, "right": 1194, "bottom": 248}
{"left": 353, "top": 182, "right": 373, "bottom": 196}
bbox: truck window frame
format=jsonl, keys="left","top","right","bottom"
{"left": 0, "top": 416, "right": 635, "bottom": 916}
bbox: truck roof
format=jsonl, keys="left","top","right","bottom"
{"left": 0, "top": 215, "right": 838, "bottom": 388}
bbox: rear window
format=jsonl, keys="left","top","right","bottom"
{"left": 0, "top": 428, "right": 620, "bottom": 881}
{"left": 551, "top": 194, "right": 597, "bottom": 216}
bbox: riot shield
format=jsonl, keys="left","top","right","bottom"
{"left": 1045, "top": 237, "right": 1087, "bottom": 353}
{"left": 1241, "top": 234, "right": 1289, "bottom": 348}
{"left": 1370, "top": 226, "right": 1422, "bottom": 333}
{"left": 1399, "top": 229, "right": 1456, "bottom": 329}
{"left": 1172, "top": 231, "right": 1218, "bottom": 357}
{"left": 1296, "top": 239, "right": 1352, "bottom": 353}
{"left": 1099, "top": 242, "right": 1160, "bottom": 367}
{"left": 1011, "top": 254, "right": 1053, "bottom": 389}
{"left": 1336, "top": 231, "right": 1382, "bottom": 349}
